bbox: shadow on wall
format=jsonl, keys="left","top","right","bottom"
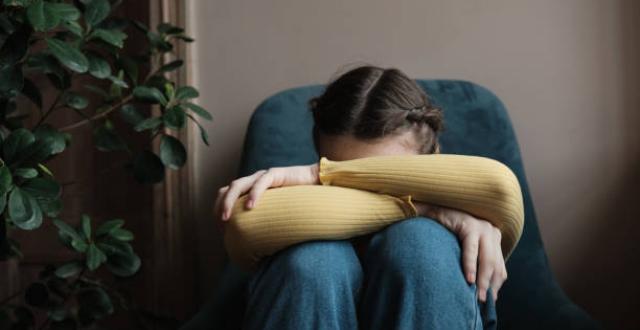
{"left": 565, "top": 1, "right": 640, "bottom": 329}
{"left": 568, "top": 158, "right": 640, "bottom": 330}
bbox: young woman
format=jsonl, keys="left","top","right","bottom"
{"left": 215, "top": 66, "right": 524, "bottom": 329}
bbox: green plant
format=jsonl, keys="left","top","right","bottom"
{"left": 0, "top": 0, "right": 210, "bottom": 328}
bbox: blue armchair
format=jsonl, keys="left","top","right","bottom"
{"left": 182, "top": 80, "right": 600, "bottom": 329}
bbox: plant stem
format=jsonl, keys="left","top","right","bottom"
{"left": 59, "top": 94, "right": 134, "bottom": 132}
{"left": 35, "top": 90, "right": 64, "bottom": 127}
{"left": 0, "top": 289, "right": 23, "bottom": 306}
{"left": 37, "top": 268, "right": 87, "bottom": 330}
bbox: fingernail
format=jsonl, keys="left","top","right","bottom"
{"left": 247, "top": 199, "right": 255, "bottom": 209}
{"left": 479, "top": 291, "right": 486, "bottom": 302}
{"left": 467, "top": 273, "right": 475, "bottom": 283}
{"left": 222, "top": 210, "right": 229, "bottom": 220}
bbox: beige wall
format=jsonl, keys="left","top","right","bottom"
{"left": 187, "top": 1, "right": 640, "bottom": 328}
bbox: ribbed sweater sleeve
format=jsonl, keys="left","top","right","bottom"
{"left": 224, "top": 154, "right": 524, "bottom": 271}
{"left": 318, "top": 154, "right": 524, "bottom": 260}
{"left": 224, "top": 186, "right": 417, "bottom": 270}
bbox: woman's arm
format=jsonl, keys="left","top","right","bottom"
{"left": 317, "top": 154, "right": 524, "bottom": 259}
{"left": 223, "top": 185, "right": 417, "bottom": 270}
{"left": 219, "top": 154, "right": 524, "bottom": 259}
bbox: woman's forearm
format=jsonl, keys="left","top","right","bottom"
{"left": 224, "top": 154, "right": 525, "bottom": 270}
{"left": 318, "top": 154, "right": 524, "bottom": 258}
{"left": 224, "top": 185, "right": 417, "bottom": 270}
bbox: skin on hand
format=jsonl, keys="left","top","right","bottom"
{"left": 414, "top": 201, "right": 507, "bottom": 302}
{"left": 214, "top": 164, "right": 319, "bottom": 221}
{"left": 214, "top": 130, "right": 507, "bottom": 302}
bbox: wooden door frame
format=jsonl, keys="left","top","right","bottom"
{"left": 149, "top": 0, "right": 198, "bottom": 319}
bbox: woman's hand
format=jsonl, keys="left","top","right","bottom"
{"left": 214, "top": 163, "right": 320, "bottom": 221}
{"left": 414, "top": 202, "right": 507, "bottom": 302}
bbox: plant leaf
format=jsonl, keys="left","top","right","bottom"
{"left": 84, "top": 0, "right": 110, "bottom": 27}
{"left": 0, "top": 192, "right": 6, "bottom": 214}
{"left": 133, "top": 116, "right": 162, "bottom": 132}
{"left": 116, "top": 56, "right": 138, "bottom": 84}
{"left": 53, "top": 219, "right": 82, "bottom": 247}
{"left": 0, "top": 165, "right": 12, "bottom": 196}
{"left": 3, "top": 128, "right": 34, "bottom": 162}
{"left": 3, "top": 0, "right": 34, "bottom": 7}
{"left": 158, "top": 59, "right": 183, "bottom": 73}
{"left": 27, "top": 0, "right": 60, "bottom": 31}
{"left": 22, "top": 177, "right": 61, "bottom": 200}
{"left": 64, "top": 91, "right": 89, "bottom": 110}
{"left": 33, "top": 124, "right": 67, "bottom": 155}
{"left": 14, "top": 168, "right": 37, "bottom": 179}
{"left": 163, "top": 106, "right": 185, "bottom": 129}
{"left": 71, "top": 238, "right": 88, "bottom": 253}
{"left": 96, "top": 219, "right": 124, "bottom": 236}
{"left": 159, "top": 135, "right": 186, "bottom": 169}
{"left": 183, "top": 102, "right": 212, "bottom": 120}
{"left": 175, "top": 86, "right": 199, "bottom": 100}
{"left": 190, "top": 117, "right": 210, "bottom": 146}
{"left": 133, "top": 86, "right": 167, "bottom": 105}
{"left": 81, "top": 214, "right": 91, "bottom": 240}
{"left": 87, "top": 53, "right": 111, "bottom": 79}
{"left": 54, "top": 261, "right": 83, "bottom": 278}
{"left": 107, "top": 73, "right": 128, "bottom": 88}
{"left": 174, "top": 34, "right": 194, "bottom": 42}
{"left": 131, "top": 151, "right": 164, "bottom": 184}
{"left": 97, "top": 240, "right": 132, "bottom": 256}
{"left": 106, "top": 250, "right": 140, "bottom": 277}
{"left": 89, "top": 28, "right": 127, "bottom": 48}
{"left": 38, "top": 198, "right": 62, "bottom": 217}
{"left": 0, "top": 26, "right": 30, "bottom": 67}
{"left": 93, "top": 123, "right": 127, "bottom": 152}
{"left": 109, "top": 228, "right": 134, "bottom": 241}
{"left": 48, "top": 2, "right": 81, "bottom": 21}
{"left": 8, "top": 187, "right": 32, "bottom": 223}
{"left": 119, "top": 104, "right": 144, "bottom": 125}
{"left": 77, "top": 287, "right": 113, "bottom": 320}
{"left": 157, "top": 22, "right": 184, "bottom": 35}
{"left": 46, "top": 38, "right": 89, "bottom": 73}
{"left": 62, "top": 20, "right": 83, "bottom": 37}
{"left": 0, "top": 65, "right": 24, "bottom": 94}
{"left": 86, "top": 243, "right": 106, "bottom": 271}
{"left": 8, "top": 188, "right": 42, "bottom": 230}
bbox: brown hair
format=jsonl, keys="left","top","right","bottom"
{"left": 309, "top": 65, "right": 443, "bottom": 154}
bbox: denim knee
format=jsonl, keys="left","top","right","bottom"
{"left": 245, "top": 241, "right": 363, "bottom": 330}
{"left": 272, "top": 240, "right": 362, "bottom": 288}
{"left": 369, "top": 218, "right": 462, "bottom": 280}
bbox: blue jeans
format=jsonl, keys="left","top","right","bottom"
{"left": 244, "top": 218, "right": 497, "bottom": 329}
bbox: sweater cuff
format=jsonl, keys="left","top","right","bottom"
{"left": 398, "top": 195, "right": 419, "bottom": 217}
{"left": 318, "top": 157, "right": 336, "bottom": 185}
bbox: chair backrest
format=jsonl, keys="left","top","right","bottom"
{"left": 238, "top": 79, "right": 555, "bottom": 325}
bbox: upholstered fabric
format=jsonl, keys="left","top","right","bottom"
{"left": 181, "top": 80, "right": 600, "bottom": 330}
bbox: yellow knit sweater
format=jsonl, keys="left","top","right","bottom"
{"left": 224, "top": 154, "right": 524, "bottom": 271}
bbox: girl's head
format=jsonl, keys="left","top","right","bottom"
{"left": 310, "top": 65, "right": 443, "bottom": 160}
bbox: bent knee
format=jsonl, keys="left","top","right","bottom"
{"left": 275, "top": 240, "right": 361, "bottom": 284}
{"left": 373, "top": 218, "right": 462, "bottom": 273}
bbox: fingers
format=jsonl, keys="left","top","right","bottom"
{"left": 220, "top": 170, "right": 265, "bottom": 221}
{"left": 490, "top": 233, "right": 507, "bottom": 301}
{"left": 214, "top": 186, "right": 228, "bottom": 218}
{"left": 458, "top": 218, "right": 508, "bottom": 304}
{"left": 246, "top": 170, "right": 275, "bottom": 209}
{"left": 462, "top": 232, "right": 479, "bottom": 284}
{"left": 214, "top": 186, "right": 229, "bottom": 233}
{"left": 476, "top": 235, "right": 495, "bottom": 303}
